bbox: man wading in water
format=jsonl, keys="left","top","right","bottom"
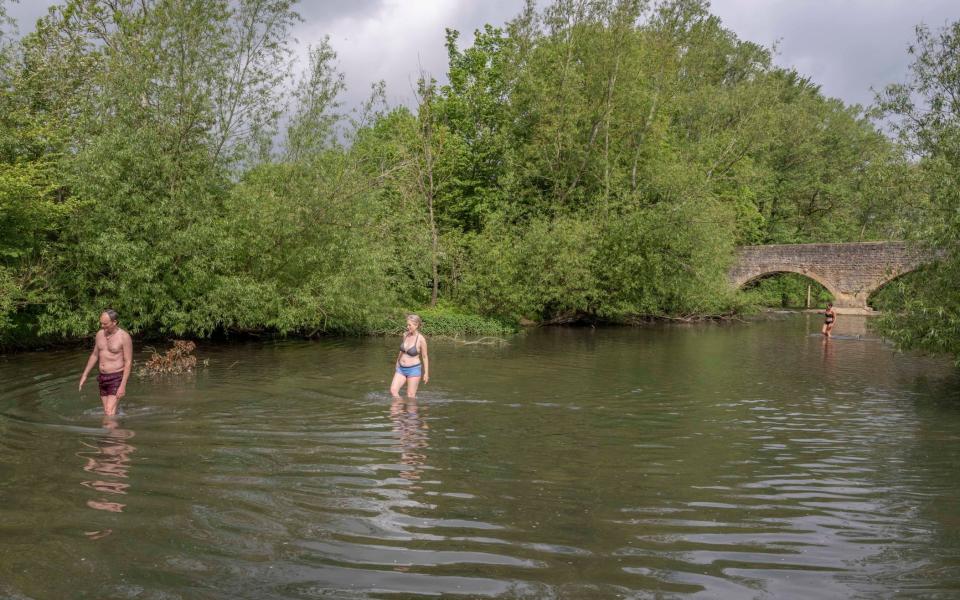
{"left": 79, "top": 310, "right": 133, "bottom": 417}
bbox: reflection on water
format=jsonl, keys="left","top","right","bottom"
{"left": 79, "top": 417, "right": 135, "bottom": 519}
{"left": 391, "top": 397, "right": 429, "bottom": 486}
{"left": 0, "top": 315, "right": 958, "bottom": 598}
{"left": 821, "top": 334, "right": 834, "bottom": 367}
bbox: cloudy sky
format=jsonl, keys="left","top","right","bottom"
{"left": 6, "top": 0, "right": 959, "bottom": 112}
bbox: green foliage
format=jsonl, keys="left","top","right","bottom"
{"left": 453, "top": 199, "right": 736, "bottom": 322}
{"left": 740, "top": 273, "right": 832, "bottom": 309}
{"left": 867, "top": 270, "right": 924, "bottom": 312}
{"left": 456, "top": 213, "right": 599, "bottom": 320}
{"left": 875, "top": 262, "right": 960, "bottom": 361}
{"left": 213, "top": 158, "right": 397, "bottom": 335}
{"left": 369, "top": 306, "right": 516, "bottom": 337}
{"left": 873, "top": 20, "right": 960, "bottom": 363}
{"left": 39, "top": 124, "right": 227, "bottom": 337}
{"left": 0, "top": 0, "right": 936, "bottom": 347}
{"left": 595, "top": 199, "right": 737, "bottom": 318}
{"left": 0, "top": 90, "right": 74, "bottom": 342}
{"left": 416, "top": 306, "right": 517, "bottom": 337}
{"left": 285, "top": 37, "right": 345, "bottom": 161}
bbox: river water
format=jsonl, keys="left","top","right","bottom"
{"left": 1, "top": 314, "right": 959, "bottom": 599}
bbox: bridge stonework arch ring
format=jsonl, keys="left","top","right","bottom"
{"left": 733, "top": 266, "right": 841, "bottom": 303}
{"left": 728, "top": 242, "right": 935, "bottom": 312}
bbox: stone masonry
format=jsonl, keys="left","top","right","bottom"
{"left": 729, "top": 241, "right": 935, "bottom": 310}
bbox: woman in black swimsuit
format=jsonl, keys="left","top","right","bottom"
{"left": 390, "top": 314, "right": 429, "bottom": 398}
{"left": 821, "top": 302, "right": 836, "bottom": 338}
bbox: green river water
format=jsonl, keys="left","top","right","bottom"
{"left": 1, "top": 314, "right": 958, "bottom": 599}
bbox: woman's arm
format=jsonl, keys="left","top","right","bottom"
{"left": 420, "top": 337, "right": 429, "bottom": 383}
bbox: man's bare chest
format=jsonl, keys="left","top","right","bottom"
{"left": 99, "top": 335, "right": 124, "bottom": 355}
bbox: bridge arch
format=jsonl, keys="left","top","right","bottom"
{"left": 865, "top": 267, "right": 928, "bottom": 310}
{"left": 729, "top": 242, "right": 937, "bottom": 311}
{"left": 868, "top": 264, "right": 928, "bottom": 295}
{"left": 734, "top": 267, "right": 840, "bottom": 301}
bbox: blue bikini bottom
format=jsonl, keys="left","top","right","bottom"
{"left": 396, "top": 363, "right": 423, "bottom": 378}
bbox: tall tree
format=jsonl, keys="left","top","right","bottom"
{"left": 0, "top": 2, "right": 78, "bottom": 343}
{"left": 874, "top": 20, "right": 960, "bottom": 362}
{"left": 22, "top": 0, "right": 301, "bottom": 336}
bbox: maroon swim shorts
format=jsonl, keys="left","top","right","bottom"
{"left": 97, "top": 371, "right": 123, "bottom": 397}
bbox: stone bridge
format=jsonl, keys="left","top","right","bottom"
{"left": 729, "top": 241, "right": 935, "bottom": 311}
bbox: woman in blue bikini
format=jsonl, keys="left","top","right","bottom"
{"left": 390, "top": 314, "right": 429, "bottom": 398}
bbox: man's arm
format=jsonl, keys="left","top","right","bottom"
{"left": 117, "top": 332, "right": 133, "bottom": 399}
{"left": 79, "top": 335, "right": 101, "bottom": 391}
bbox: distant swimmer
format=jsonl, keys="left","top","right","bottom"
{"left": 821, "top": 302, "right": 836, "bottom": 338}
{"left": 79, "top": 309, "right": 133, "bottom": 416}
{"left": 390, "top": 314, "right": 429, "bottom": 399}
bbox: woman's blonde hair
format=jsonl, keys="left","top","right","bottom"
{"left": 406, "top": 314, "right": 422, "bottom": 329}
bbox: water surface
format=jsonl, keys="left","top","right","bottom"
{"left": 1, "top": 314, "right": 959, "bottom": 599}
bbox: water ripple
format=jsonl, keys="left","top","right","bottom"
{"left": 0, "top": 319, "right": 958, "bottom": 598}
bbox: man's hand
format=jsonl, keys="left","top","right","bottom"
{"left": 117, "top": 384, "right": 126, "bottom": 399}
{"left": 79, "top": 375, "right": 87, "bottom": 391}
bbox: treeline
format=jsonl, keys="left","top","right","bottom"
{"left": 0, "top": 0, "right": 955, "bottom": 358}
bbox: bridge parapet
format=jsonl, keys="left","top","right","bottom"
{"left": 729, "top": 241, "right": 934, "bottom": 309}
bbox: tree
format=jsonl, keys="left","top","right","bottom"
{"left": 0, "top": 100, "right": 74, "bottom": 341}
{"left": 284, "top": 38, "right": 345, "bottom": 162}
{"left": 412, "top": 78, "right": 444, "bottom": 307}
{"left": 0, "top": 4, "right": 77, "bottom": 343}
{"left": 22, "top": 0, "right": 301, "bottom": 337}
{"left": 873, "top": 20, "right": 960, "bottom": 362}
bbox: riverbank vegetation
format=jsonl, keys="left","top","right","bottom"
{"left": 740, "top": 274, "right": 832, "bottom": 311}
{"left": 870, "top": 22, "right": 960, "bottom": 362}
{"left": 0, "top": 0, "right": 957, "bottom": 361}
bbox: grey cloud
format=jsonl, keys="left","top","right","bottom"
{"left": 290, "top": 1, "right": 528, "bottom": 115}
{"left": 5, "top": 1, "right": 57, "bottom": 32}
{"left": 293, "top": 0, "right": 385, "bottom": 23}
{"left": 5, "top": 0, "right": 388, "bottom": 26}
{"left": 711, "top": 0, "right": 960, "bottom": 107}
{"left": 6, "top": 0, "right": 960, "bottom": 114}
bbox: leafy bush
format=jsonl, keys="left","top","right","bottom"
{"left": 369, "top": 305, "right": 516, "bottom": 337}
{"left": 739, "top": 273, "right": 832, "bottom": 309}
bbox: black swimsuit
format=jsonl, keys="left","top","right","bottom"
{"left": 825, "top": 311, "right": 835, "bottom": 324}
